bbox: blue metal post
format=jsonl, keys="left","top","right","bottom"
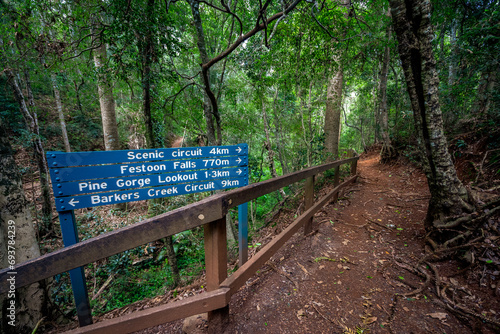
{"left": 238, "top": 203, "right": 248, "bottom": 266}
{"left": 58, "top": 210, "right": 93, "bottom": 326}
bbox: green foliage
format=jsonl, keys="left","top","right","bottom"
{"left": 3, "top": 0, "right": 499, "bottom": 322}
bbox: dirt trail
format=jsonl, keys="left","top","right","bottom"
{"left": 131, "top": 152, "right": 499, "bottom": 334}
{"left": 204, "top": 152, "right": 499, "bottom": 334}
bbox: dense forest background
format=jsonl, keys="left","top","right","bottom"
{"left": 0, "top": 0, "right": 499, "bottom": 332}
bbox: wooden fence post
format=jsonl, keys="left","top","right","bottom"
{"left": 332, "top": 166, "right": 340, "bottom": 202}
{"left": 304, "top": 176, "right": 315, "bottom": 235}
{"left": 351, "top": 157, "right": 358, "bottom": 176}
{"left": 204, "top": 216, "right": 229, "bottom": 333}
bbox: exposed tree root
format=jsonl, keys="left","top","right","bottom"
{"left": 440, "top": 286, "right": 500, "bottom": 328}
{"left": 380, "top": 142, "right": 397, "bottom": 163}
{"left": 390, "top": 256, "right": 500, "bottom": 330}
{"left": 390, "top": 193, "right": 500, "bottom": 331}
{"left": 428, "top": 197, "right": 500, "bottom": 253}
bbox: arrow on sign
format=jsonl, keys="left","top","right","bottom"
{"left": 69, "top": 198, "right": 80, "bottom": 207}
{"left": 237, "top": 147, "right": 242, "bottom": 153}
{"left": 237, "top": 169, "right": 242, "bottom": 175}
{"left": 237, "top": 157, "right": 242, "bottom": 164}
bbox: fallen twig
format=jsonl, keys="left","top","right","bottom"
{"left": 268, "top": 261, "right": 299, "bottom": 289}
{"left": 92, "top": 273, "right": 115, "bottom": 301}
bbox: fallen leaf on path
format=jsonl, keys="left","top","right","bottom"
{"left": 342, "top": 239, "right": 350, "bottom": 245}
{"left": 427, "top": 312, "right": 447, "bottom": 320}
{"left": 364, "top": 316, "right": 377, "bottom": 324}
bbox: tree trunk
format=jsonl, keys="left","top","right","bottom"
{"left": 0, "top": 118, "right": 45, "bottom": 334}
{"left": 72, "top": 77, "right": 85, "bottom": 116}
{"left": 448, "top": 20, "right": 458, "bottom": 88}
{"left": 189, "top": 0, "right": 220, "bottom": 146}
{"left": 51, "top": 73, "right": 71, "bottom": 152}
{"left": 92, "top": 32, "right": 125, "bottom": 210}
{"left": 93, "top": 43, "right": 121, "bottom": 151}
{"left": 324, "top": 0, "right": 350, "bottom": 162}
{"left": 271, "top": 88, "right": 289, "bottom": 175}
{"left": 141, "top": 0, "right": 155, "bottom": 149}
{"left": 475, "top": 67, "right": 497, "bottom": 118}
{"left": 262, "top": 97, "right": 286, "bottom": 197}
{"left": 5, "top": 69, "right": 52, "bottom": 236}
{"left": 379, "top": 16, "right": 396, "bottom": 162}
{"left": 324, "top": 66, "right": 343, "bottom": 161}
{"left": 389, "top": 0, "right": 473, "bottom": 239}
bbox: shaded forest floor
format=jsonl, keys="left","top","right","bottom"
{"left": 136, "top": 151, "right": 500, "bottom": 334}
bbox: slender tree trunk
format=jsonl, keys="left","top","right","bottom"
{"left": 92, "top": 26, "right": 127, "bottom": 213}
{"left": 189, "top": 0, "right": 220, "bottom": 145}
{"left": 51, "top": 73, "right": 71, "bottom": 152}
{"left": 271, "top": 88, "right": 289, "bottom": 175}
{"left": 5, "top": 69, "right": 52, "bottom": 236}
{"left": 389, "top": 0, "right": 473, "bottom": 238}
{"left": 373, "top": 61, "right": 382, "bottom": 143}
{"left": 93, "top": 43, "right": 121, "bottom": 151}
{"left": 324, "top": 66, "right": 343, "bottom": 161}
{"left": 262, "top": 97, "right": 287, "bottom": 198}
{"left": 262, "top": 100, "right": 277, "bottom": 179}
{"left": 324, "top": 0, "right": 350, "bottom": 161}
{"left": 475, "top": 67, "right": 497, "bottom": 118}
{"left": 448, "top": 20, "right": 458, "bottom": 88}
{"left": 0, "top": 118, "right": 45, "bottom": 334}
{"left": 379, "top": 16, "right": 396, "bottom": 162}
{"left": 141, "top": 0, "right": 155, "bottom": 149}
{"left": 72, "top": 78, "right": 85, "bottom": 116}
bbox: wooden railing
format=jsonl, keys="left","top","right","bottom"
{"left": 0, "top": 156, "right": 359, "bottom": 333}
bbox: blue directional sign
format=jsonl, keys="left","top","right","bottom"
{"left": 46, "top": 144, "right": 250, "bottom": 327}
{"left": 47, "top": 144, "right": 248, "bottom": 167}
{"left": 53, "top": 167, "right": 248, "bottom": 197}
{"left": 55, "top": 177, "right": 248, "bottom": 211}
{"left": 47, "top": 144, "right": 249, "bottom": 210}
{"left": 50, "top": 156, "right": 248, "bottom": 183}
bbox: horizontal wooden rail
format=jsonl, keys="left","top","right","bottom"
{"left": 66, "top": 288, "right": 230, "bottom": 334}
{"left": 0, "top": 156, "right": 357, "bottom": 293}
{"left": 66, "top": 174, "right": 358, "bottom": 334}
{"left": 225, "top": 156, "right": 358, "bottom": 208}
{"left": 221, "top": 175, "right": 357, "bottom": 294}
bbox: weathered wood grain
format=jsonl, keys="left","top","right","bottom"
{"left": 65, "top": 288, "right": 230, "bottom": 334}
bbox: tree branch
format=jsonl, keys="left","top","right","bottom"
{"left": 202, "top": 0, "right": 302, "bottom": 71}
{"left": 162, "top": 82, "right": 196, "bottom": 113}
